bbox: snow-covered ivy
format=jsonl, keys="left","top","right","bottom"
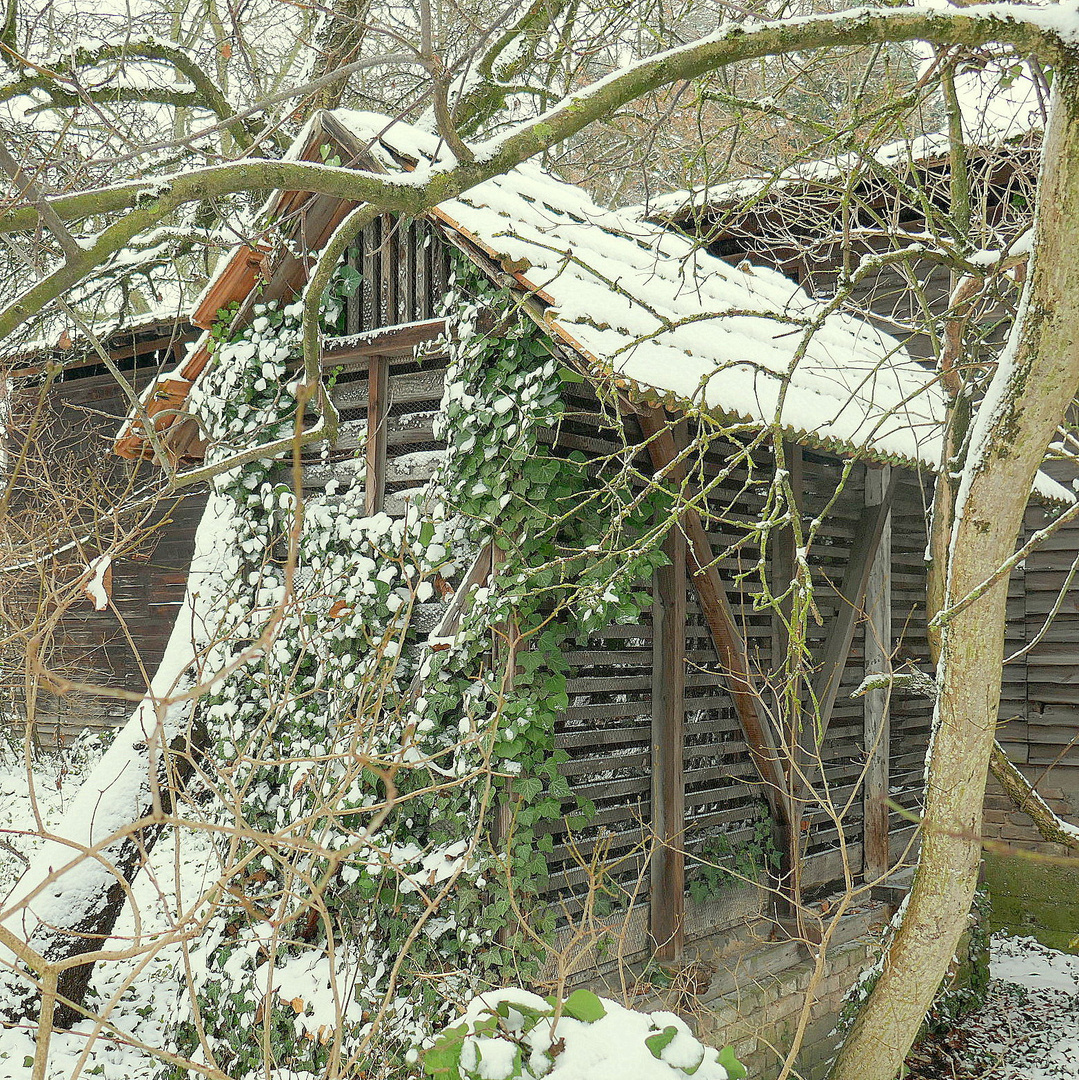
{"left": 157, "top": 251, "right": 667, "bottom": 1078}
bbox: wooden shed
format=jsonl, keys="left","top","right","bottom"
{"left": 640, "top": 136, "right": 1079, "bottom": 839}
{"left": 2, "top": 316, "right": 205, "bottom": 743}
{"left": 104, "top": 109, "right": 972, "bottom": 943}
{"left": 30, "top": 113, "right": 1079, "bottom": 1079}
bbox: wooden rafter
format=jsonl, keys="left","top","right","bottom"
{"left": 635, "top": 406, "right": 791, "bottom": 828}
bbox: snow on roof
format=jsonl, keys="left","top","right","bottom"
{"left": 333, "top": 111, "right": 944, "bottom": 469}
{"left": 631, "top": 127, "right": 1040, "bottom": 223}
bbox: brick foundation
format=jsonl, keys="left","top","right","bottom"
{"left": 594, "top": 907, "right": 890, "bottom": 1080}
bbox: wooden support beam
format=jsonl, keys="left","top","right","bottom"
{"left": 321, "top": 318, "right": 448, "bottom": 368}
{"left": 863, "top": 467, "right": 892, "bottom": 883}
{"left": 635, "top": 407, "right": 791, "bottom": 830}
{"left": 805, "top": 469, "right": 898, "bottom": 748}
{"left": 429, "top": 541, "right": 494, "bottom": 643}
{"left": 651, "top": 520, "right": 686, "bottom": 962}
{"left": 364, "top": 355, "right": 389, "bottom": 516}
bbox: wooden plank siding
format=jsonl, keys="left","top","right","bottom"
{"left": 5, "top": 336, "right": 208, "bottom": 746}
{"left": 666, "top": 162, "right": 1079, "bottom": 823}
{"left": 536, "top": 376, "right": 932, "bottom": 938}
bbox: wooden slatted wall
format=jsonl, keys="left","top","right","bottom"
{"left": 7, "top": 357, "right": 207, "bottom": 746}
{"left": 888, "top": 471, "right": 935, "bottom": 834}
{"left": 346, "top": 217, "right": 452, "bottom": 334}
{"left": 1004, "top": 460, "right": 1079, "bottom": 769}
{"left": 691, "top": 432, "right": 771, "bottom": 902}
{"left": 540, "top": 385, "right": 655, "bottom": 917}
{"left": 796, "top": 454, "right": 869, "bottom": 879}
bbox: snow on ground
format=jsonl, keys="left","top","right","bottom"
{"left": 2, "top": 739, "right": 1077, "bottom": 1080}
{"left": 910, "top": 935, "right": 1079, "bottom": 1080}
{"left": 0, "top": 738, "right": 216, "bottom": 1079}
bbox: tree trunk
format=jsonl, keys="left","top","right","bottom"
{"left": 305, "top": 0, "right": 372, "bottom": 114}
{"left": 831, "top": 66, "right": 1079, "bottom": 1080}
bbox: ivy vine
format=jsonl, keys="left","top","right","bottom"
{"left": 160, "top": 247, "right": 667, "bottom": 1079}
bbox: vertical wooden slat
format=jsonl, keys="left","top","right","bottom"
{"left": 346, "top": 244, "right": 362, "bottom": 336}
{"left": 770, "top": 445, "right": 801, "bottom": 677}
{"left": 365, "top": 356, "right": 389, "bottom": 516}
{"left": 417, "top": 223, "right": 431, "bottom": 320}
{"left": 403, "top": 219, "right": 417, "bottom": 323}
{"left": 381, "top": 215, "right": 398, "bottom": 326}
{"left": 432, "top": 240, "right": 449, "bottom": 309}
{"left": 651, "top": 519, "right": 686, "bottom": 962}
{"left": 863, "top": 466, "right": 892, "bottom": 882}
{"left": 362, "top": 219, "right": 381, "bottom": 331}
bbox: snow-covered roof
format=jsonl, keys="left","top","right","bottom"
{"left": 631, "top": 127, "right": 1043, "bottom": 224}
{"left": 130, "top": 110, "right": 1067, "bottom": 500}
{"left": 330, "top": 111, "right": 945, "bottom": 470}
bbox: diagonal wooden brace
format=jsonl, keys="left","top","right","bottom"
{"left": 635, "top": 406, "right": 792, "bottom": 831}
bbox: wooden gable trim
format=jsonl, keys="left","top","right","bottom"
{"left": 191, "top": 245, "right": 271, "bottom": 330}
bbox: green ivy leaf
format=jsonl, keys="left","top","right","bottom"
{"left": 562, "top": 989, "right": 606, "bottom": 1023}
{"left": 422, "top": 1023, "right": 468, "bottom": 1076}
{"left": 717, "top": 1045, "right": 747, "bottom": 1079}
{"left": 644, "top": 1025, "right": 679, "bottom": 1059}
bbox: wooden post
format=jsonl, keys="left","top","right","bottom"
{"left": 863, "top": 466, "right": 892, "bottom": 883}
{"left": 651, "top": 519, "right": 686, "bottom": 962}
{"left": 772, "top": 443, "right": 804, "bottom": 909}
{"left": 365, "top": 355, "right": 389, "bottom": 516}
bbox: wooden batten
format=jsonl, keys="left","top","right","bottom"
{"left": 651, "top": 519, "right": 687, "bottom": 962}
{"left": 364, "top": 356, "right": 389, "bottom": 516}
{"left": 191, "top": 245, "right": 271, "bottom": 330}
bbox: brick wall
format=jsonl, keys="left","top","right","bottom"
{"left": 983, "top": 772, "right": 1077, "bottom": 855}
{"left": 693, "top": 936, "right": 877, "bottom": 1079}
{"left": 609, "top": 909, "right": 890, "bottom": 1080}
